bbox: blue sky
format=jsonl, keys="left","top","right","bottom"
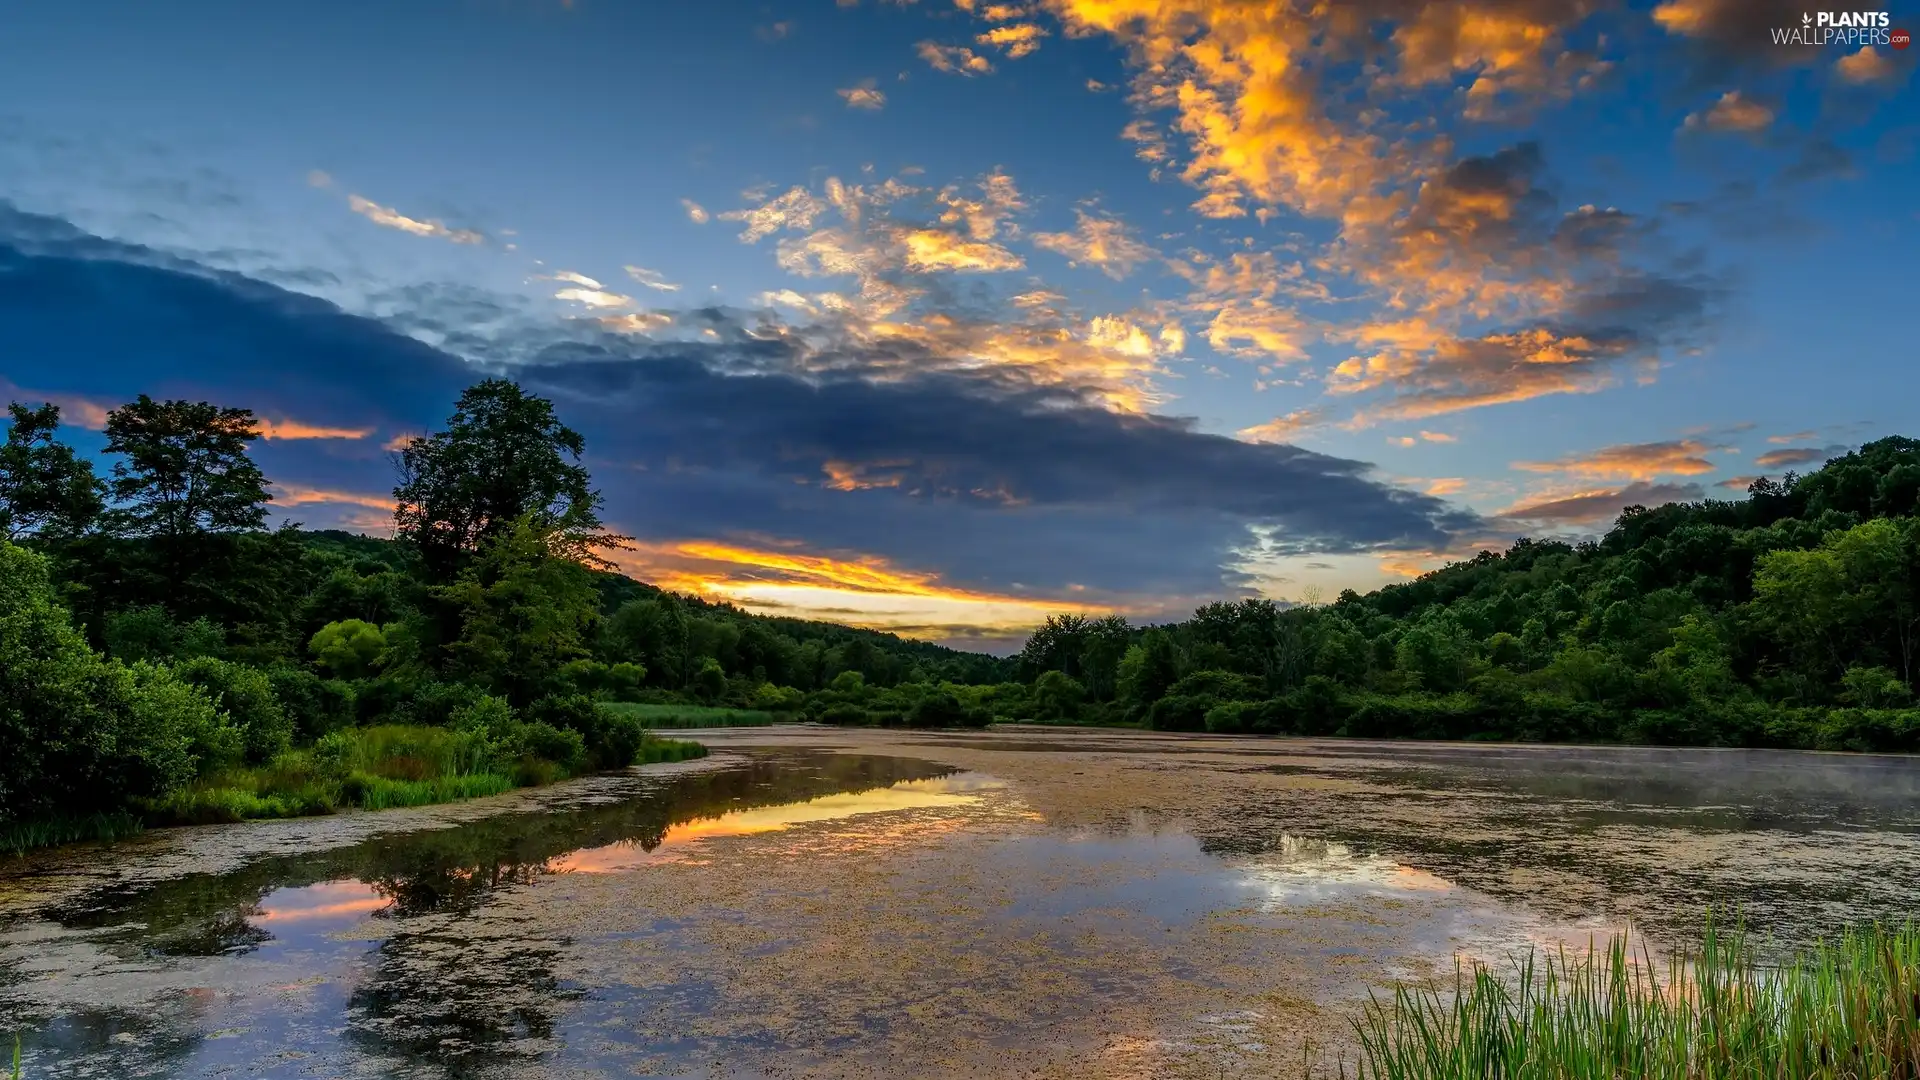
{"left": 1, "top": 0, "right": 1916, "bottom": 649}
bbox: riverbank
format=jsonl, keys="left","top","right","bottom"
{"left": 1, "top": 721, "right": 707, "bottom": 856}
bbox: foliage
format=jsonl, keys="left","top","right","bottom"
{"left": 392, "top": 378, "right": 626, "bottom": 575}
{"left": 598, "top": 702, "right": 780, "bottom": 728}
{"left": 437, "top": 517, "right": 601, "bottom": 706}
{"left": 173, "top": 656, "right": 294, "bottom": 765}
{"left": 0, "top": 401, "right": 104, "bottom": 541}
{"left": 101, "top": 395, "right": 269, "bottom": 540}
{"left": 307, "top": 618, "right": 387, "bottom": 678}
{"left": 999, "top": 438, "right": 1920, "bottom": 751}
{"left": 102, "top": 604, "right": 225, "bottom": 663}
{"left": 0, "top": 542, "right": 210, "bottom": 825}
{"left": 1344, "top": 919, "right": 1920, "bottom": 1080}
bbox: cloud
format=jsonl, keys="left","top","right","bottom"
{"left": 681, "top": 199, "right": 710, "bottom": 224}
{"left": 1237, "top": 409, "right": 1321, "bottom": 443}
{"left": 1424, "top": 477, "right": 1467, "bottom": 495}
{"left": 1754, "top": 444, "right": 1847, "bottom": 468}
{"left": 345, "top": 194, "right": 484, "bottom": 244}
{"left": 901, "top": 229, "right": 1023, "bottom": 271}
{"left": 1388, "top": 436, "right": 1417, "bottom": 447}
{"left": 1498, "top": 481, "right": 1706, "bottom": 526}
{"left": 1682, "top": 90, "right": 1775, "bottom": 133}
{"left": 1514, "top": 438, "right": 1724, "bottom": 480}
{"left": 624, "top": 265, "right": 681, "bottom": 292}
{"left": 306, "top": 170, "right": 334, "bottom": 189}
{"left": 1835, "top": 47, "right": 1905, "bottom": 85}
{"left": 1766, "top": 430, "right": 1815, "bottom": 444}
{"left": 1715, "top": 475, "right": 1760, "bottom": 490}
{"left": 256, "top": 417, "right": 375, "bottom": 441}
{"left": 271, "top": 483, "right": 397, "bottom": 511}
{"left": 1031, "top": 209, "right": 1156, "bottom": 279}
{"left": 838, "top": 82, "right": 888, "bottom": 110}
{"left": 0, "top": 207, "right": 1482, "bottom": 611}
{"left": 723, "top": 186, "right": 829, "bottom": 243}
{"left": 917, "top": 41, "right": 993, "bottom": 75}
{"left": 976, "top": 23, "right": 1046, "bottom": 58}
{"left": 1419, "top": 431, "right": 1456, "bottom": 443}
{"left": 0, "top": 380, "right": 113, "bottom": 430}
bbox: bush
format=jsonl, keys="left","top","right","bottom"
{"left": 815, "top": 702, "right": 872, "bottom": 726}
{"left": 174, "top": 657, "right": 294, "bottom": 764}
{"left": 1, "top": 543, "right": 210, "bottom": 824}
{"left": 265, "top": 664, "right": 355, "bottom": 740}
{"left": 307, "top": 619, "right": 387, "bottom": 678}
{"left": 1147, "top": 670, "right": 1263, "bottom": 732}
{"left": 102, "top": 605, "right": 224, "bottom": 663}
{"left": 531, "top": 693, "right": 640, "bottom": 769}
{"left": 906, "top": 689, "right": 992, "bottom": 729}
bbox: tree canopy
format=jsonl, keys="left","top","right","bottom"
{"left": 393, "top": 378, "right": 625, "bottom": 576}
{"left": 102, "top": 395, "right": 269, "bottom": 539}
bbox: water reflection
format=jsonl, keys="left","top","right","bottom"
{"left": 9, "top": 752, "right": 964, "bottom": 1079}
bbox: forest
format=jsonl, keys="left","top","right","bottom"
{"left": 5, "top": 378, "right": 1918, "bottom": 849}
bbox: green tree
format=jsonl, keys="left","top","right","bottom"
{"left": 102, "top": 395, "right": 270, "bottom": 539}
{"left": 1116, "top": 629, "right": 1180, "bottom": 718}
{"left": 1030, "top": 670, "right": 1085, "bottom": 721}
{"left": 0, "top": 402, "right": 105, "bottom": 541}
{"left": 393, "top": 379, "right": 626, "bottom": 576}
{"left": 308, "top": 619, "right": 389, "bottom": 678}
{"left": 0, "top": 542, "right": 215, "bottom": 824}
{"left": 438, "top": 517, "right": 601, "bottom": 706}
{"left": 692, "top": 657, "right": 728, "bottom": 702}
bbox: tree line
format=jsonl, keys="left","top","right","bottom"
{"left": 0, "top": 381, "right": 1007, "bottom": 835}
{"left": 8, "top": 380, "right": 1916, "bottom": 839}
{"left": 1003, "top": 439, "right": 1920, "bottom": 752}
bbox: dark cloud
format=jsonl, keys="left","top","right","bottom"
{"left": 1498, "top": 481, "right": 1706, "bottom": 526}
{"left": 1754, "top": 444, "right": 1849, "bottom": 468}
{"left": 0, "top": 208, "right": 1482, "bottom": 603}
{"left": 1778, "top": 139, "right": 1857, "bottom": 185}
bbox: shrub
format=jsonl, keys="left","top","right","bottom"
{"left": 102, "top": 605, "right": 224, "bottom": 663}
{"left": 531, "top": 694, "right": 638, "bottom": 769}
{"left": 265, "top": 664, "right": 355, "bottom": 740}
{"left": 692, "top": 657, "right": 727, "bottom": 702}
{"left": 1030, "top": 671, "right": 1085, "bottom": 721}
{"left": 1, "top": 543, "right": 210, "bottom": 823}
{"left": 174, "top": 657, "right": 293, "bottom": 764}
{"left": 307, "top": 619, "right": 387, "bottom": 678}
{"left": 906, "top": 689, "right": 992, "bottom": 729}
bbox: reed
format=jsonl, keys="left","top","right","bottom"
{"left": 1344, "top": 919, "right": 1920, "bottom": 1079}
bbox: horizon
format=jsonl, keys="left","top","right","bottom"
{"left": 3, "top": 0, "right": 1917, "bottom": 652}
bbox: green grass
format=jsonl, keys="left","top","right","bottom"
{"left": 141, "top": 724, "right": 518, "bottom": 825}
{"left": 600, "top": 702, "right": 778, "bottom": 729}
{"left": 1341, "top": 919, "right": 1920, "bottom": 1079}
{"left": 636, "top": 735, "right": 711, "bottom": 764}
{"left": 0, "top": 812, "right": 143, "bottom": 858}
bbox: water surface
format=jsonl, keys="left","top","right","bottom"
{"left": 3, "top": 727, "right": 1915, "bottom": 1078}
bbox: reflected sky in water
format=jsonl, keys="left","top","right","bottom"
{"left": 2, "top": 732, "right": 1916, "bottom": 1080}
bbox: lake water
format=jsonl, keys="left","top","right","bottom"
{"left": 3, "top": 725, "right": 1917, "bottom": 1079}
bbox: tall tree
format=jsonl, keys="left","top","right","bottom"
{"left": 102, "top": 395, "right": 270, "bottom": 539}
{"left": 0, "top": 402, "right": 105, "bottom": 541}
{"left": 393, "top": 379, "right": 625, "bottom": 577}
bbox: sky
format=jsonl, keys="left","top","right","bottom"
{"left": 0, "top": 0, "right": 1915, "bottom": 651}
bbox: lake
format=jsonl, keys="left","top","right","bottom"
{"left": 3, "top": 725, "right": 1917, "bottom": 1078}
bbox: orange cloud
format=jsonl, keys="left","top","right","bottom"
{"left": 1031, "top": 209, "right": 1155, "bottom": 278}
{"left": 1419, "top": 431, "right": 1456, "bottom": 443}
{"left": 976, "top": 22, "right": 1047, "bottom": 58}
{"left": 610, "top": 538, "right": 1114, "bottom": 636}
{"left": 838, "top": 82, "right": 888, "bottom": 109}
{"left": 901, "top": 228, "right": 1024, "bottom": 271}
{"left": 271, "top": 484, "right": 398, "bottom": 512}
{"left": 1237, "top": 409, "right": 1321, "bottom": 443}
{"left": 918, "top": 40, "right": 994, "bottom": 74}
{"left": 345, "top": 194, "right": 484, "bottom": 244}
{"left": 1682, "top": 90, "right": 1774, "bottom": 133}
{"left": 1514, "top": 438, "right": 1723, "bottom": 480}
{"left": 255, "top": 418, "right": 374, "bottom": 441}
